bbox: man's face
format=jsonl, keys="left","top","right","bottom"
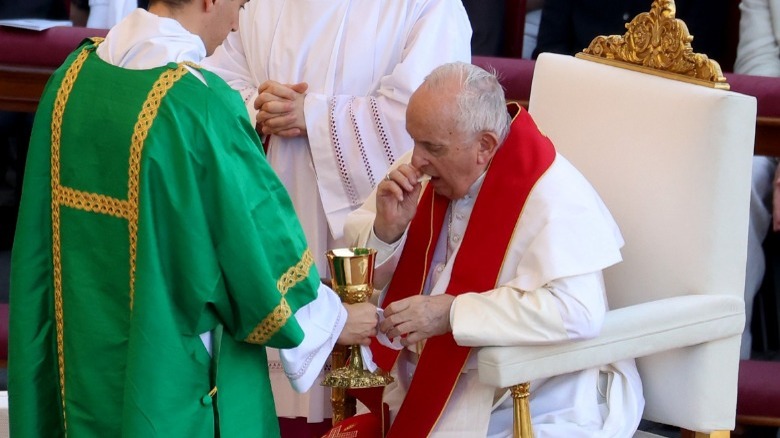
{"left": 407, "top": 83, "right": 487, "bottom": 200}
{"left": 204, "top": 0, "right": 247, "bottom": 55}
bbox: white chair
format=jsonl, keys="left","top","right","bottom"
{"left": 477, "top": 2, "right": 757, "bottom": 437}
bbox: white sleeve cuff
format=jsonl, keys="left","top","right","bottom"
{"left": 279, "top": 283, "right": 347, "bottom": 392}
{"left": 367, "top": 226, "right": 402, "bottom": 267}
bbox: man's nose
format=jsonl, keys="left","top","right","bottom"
{"left": 411, "top": 150, "right": 426, "bottom": 168}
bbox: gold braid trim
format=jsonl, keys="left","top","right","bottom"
{"left": 182, "top": 60, "right": 201, "bottom": 69}
{"left": 49, "top": 42, "right": 190, "bottom": 432}
{"left": 50, "top": 44, "right": 92, "bottom": 433}
{"left": 277, "top": 248, "right": 314, "bottom": 295}
{"left": 57, "top": 186, "right": 133, "bottom": 220}
{"left": 245, "top": 249, "right": 314, "bottom": 345}
{"left": 245, "top": 299, "right": 294, "bottom": 345}
{"left": 126, "top": 64, "right": 191, "bottom": 310}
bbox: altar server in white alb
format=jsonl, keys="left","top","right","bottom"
{"left": 202, "top": 0, "right": 472, "bottom": 421}
{"left": 344, "top": 62, "right": 645, "bottom": 437}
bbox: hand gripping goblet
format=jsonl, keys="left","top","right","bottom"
{"left": 322, "top": 247, "right": 394, "bottom": 389}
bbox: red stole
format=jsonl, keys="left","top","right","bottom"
{"left": 369, "top": 105, "right": 556, "bottom": 437}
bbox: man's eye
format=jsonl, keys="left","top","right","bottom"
{"left": 427, "top": 144, "right": 444, "bottom": 155}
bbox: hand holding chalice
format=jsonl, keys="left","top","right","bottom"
{"left": 322, "top": 247, "right": 393, "bottom": 389}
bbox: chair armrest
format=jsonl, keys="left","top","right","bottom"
{"left": 478, "top": 294, "right": 744, "bottom": 387}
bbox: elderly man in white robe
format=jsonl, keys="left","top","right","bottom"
{"left": 343, "top": 62, "right": 645, "bottom": 437}
{"left": 201, "top": 0, "right": 472, "bottom": 422}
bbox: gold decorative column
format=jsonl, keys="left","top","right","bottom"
{"left": 329, "top": 344, "right": 356, "bottom": 425}
{"left": 511, "top": 382, "right": 534, "bottom": 438}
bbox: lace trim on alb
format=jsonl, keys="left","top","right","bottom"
{"left": 329, "top": 97, "right": 361, "bottom": 206}
{"left": 349, "top": 97, "right": 377, "bottom": 188}
{"left": 283, "top": 307, "right": 343, "bottom": 380}
{"left": 241, "top": 86, "right": 256, "bottom": 108}
{"left": 369, "top": 97, "right": 395, "bottom": 166}
{"left": 268, "top": 360, "right": 332, "bottom": 373}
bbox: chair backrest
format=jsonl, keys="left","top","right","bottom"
{"left": 528, "top": 51, "right": 756, "bottom": 429}
{"left": 530, "top": 53, "right": 755, "bottom": 310}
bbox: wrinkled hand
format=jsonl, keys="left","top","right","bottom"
{"left": 337, "top": 302, "right": 379, "bottom": 346}
{"left": 374, "top": 164, "right": 424, "bottom": 243}
{"left": 255, "top": 80, "right": 308, "bottom": 138}
{"left": 379, "top": 295, "right": 455, "bottom": 347}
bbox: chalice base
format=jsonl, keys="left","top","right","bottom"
{"left": 322, "top": 367, "right": 394, "bottom": 389}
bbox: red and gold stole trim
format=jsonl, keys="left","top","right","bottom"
{"left": 370, "top": 105, "right": 556, "bottom": 437}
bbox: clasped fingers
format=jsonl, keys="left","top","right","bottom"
{"left": 379, "top": 295, "right": 455, "bottom": 345}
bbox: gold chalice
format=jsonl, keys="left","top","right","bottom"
{"left": 322, "top": 247, "right": 393, "bottom": 389}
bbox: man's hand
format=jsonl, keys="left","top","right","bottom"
{"left": 374, "top": 164, "right": 424, "bottom": 243}
{"left": 254, "top": 80, "right": 308, "bottom": 138}
{"left": 337, "top": 302, "right": 379, "bottom": 346}
{"left": 379, "top": 294, "right": 455, "bottom": 346}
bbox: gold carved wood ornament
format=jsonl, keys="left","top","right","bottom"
{"left": 577, "top": 0, "right": 729, "bottom": 89}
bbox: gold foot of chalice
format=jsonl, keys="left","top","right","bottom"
{"left": 322, "top": 247, "right": 394, "bottom": 389}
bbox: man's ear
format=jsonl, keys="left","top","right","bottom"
{"left": 203, "top": 0, "right": 216, "bottom": 12}
{"left": 476, "top": 131, "right": 500, "bottom": 165}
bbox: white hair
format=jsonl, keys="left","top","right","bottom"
{"left": 422, "top": 61, "right": 511, "bottom": 143}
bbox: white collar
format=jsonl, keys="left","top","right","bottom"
{"left": 96, "top": 8, "right": 206, "bottom": 69}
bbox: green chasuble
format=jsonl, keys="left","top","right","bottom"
{"left": 9, "top": 40, "right": 320, "bottom": 437}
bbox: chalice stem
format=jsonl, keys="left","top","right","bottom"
{"left": 348, "top": 345, "right": 364, "bottom": 371}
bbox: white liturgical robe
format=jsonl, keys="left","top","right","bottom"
{"left": 202, "top": 0, "right": 472, "bottom": 272}
{"left": 346, "top": 150, "right": 645, "bottom": 437}
{"left": 86, "top": 0, "right": 136, "bottom": 29}
{"left": 202, "top": 0, "right": 472, "bottom": 420}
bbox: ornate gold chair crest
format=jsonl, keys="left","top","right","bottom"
{"left": 578, "top": 0, "right": 728, "bottom": 89}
